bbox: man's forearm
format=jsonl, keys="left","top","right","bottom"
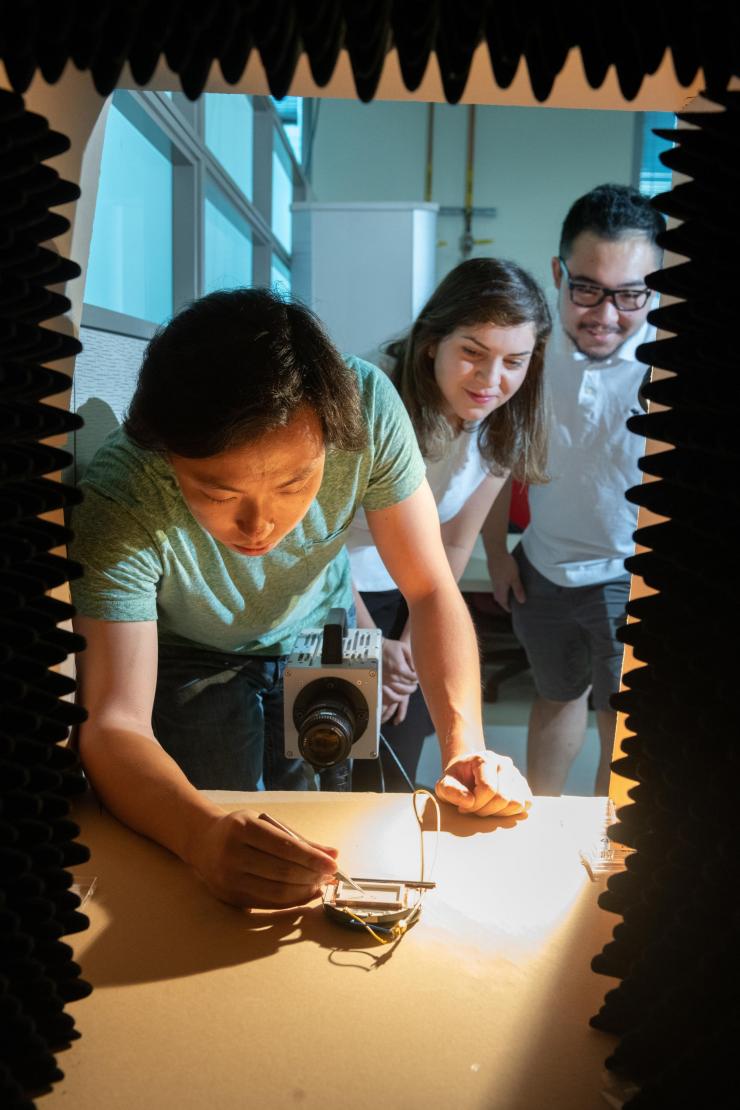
{"left": 79, "top": 725, "right": 221, "bottom": 866}
{"left": 407, "top": 585, "right": 484, "bottom": 766}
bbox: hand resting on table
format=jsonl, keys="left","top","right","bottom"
{"left": 436, "top": 750, "right": 533, "bottom": 818}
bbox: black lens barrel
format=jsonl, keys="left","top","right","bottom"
{"left": 299, "top": 702, "right": 355, "bottom": 767}
{"left": 292, "top": 677, "right": 369, "bottom": 768}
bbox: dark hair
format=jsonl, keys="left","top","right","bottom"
{"left": 559, "top": 183, "right": 666, "bottom": 259}
{"left": 387, "top": 257, "right": 551, "bottom": 484}
{"left": 124, "top": 288, "right": 367, "bottom": 458}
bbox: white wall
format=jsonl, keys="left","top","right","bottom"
{"left": 292, "top": 201, "right": 438, "bottom": 362}
{"left": 309, "top": 99, "right": 637, "bottom": 293}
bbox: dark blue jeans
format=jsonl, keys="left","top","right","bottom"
{"left": 151, "top": 643, "right": 351, "bottom": 792}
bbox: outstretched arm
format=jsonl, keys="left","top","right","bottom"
{"left": 366, "top": 481, "right": 531, "bottom": 817}
{"left": 74, "top": 617, "right": 339, "bottom": 906}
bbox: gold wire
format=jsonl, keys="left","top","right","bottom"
{"left": 340, "top": 789, "right": 441, "bottom": 945}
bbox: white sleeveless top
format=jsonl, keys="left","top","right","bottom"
{"left": 346, "top": 426, "right": 489, "bottom": 591}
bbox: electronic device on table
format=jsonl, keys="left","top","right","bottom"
{"left": 284, "top": 607, "right": 381, "bottom": 769}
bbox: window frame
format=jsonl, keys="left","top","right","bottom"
{"left": 81, "top": 89, "right": 309, "bottom": 337}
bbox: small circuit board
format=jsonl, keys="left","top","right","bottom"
{"left": 322, "top": 877, "right": 431, "bottom": 928}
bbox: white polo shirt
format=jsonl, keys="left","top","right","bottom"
{"left": 522, "top": 315, "right": 654, "bottom": 587}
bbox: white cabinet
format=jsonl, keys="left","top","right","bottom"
{"left": 291, "top": 201, "right": 439, "bottom": 364}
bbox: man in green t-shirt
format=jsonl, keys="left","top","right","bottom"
{"left": 71, "top": 288, "right": 531, "bottom": 910}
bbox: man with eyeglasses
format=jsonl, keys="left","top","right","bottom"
{"left": 484, "top": 183, "right": 666, "bottom": 796}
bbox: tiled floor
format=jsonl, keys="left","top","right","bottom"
{"left": 415, "top": 665, "right": 602, "bottom": 796}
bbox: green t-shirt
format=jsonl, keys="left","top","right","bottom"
{"left": 69, "top": 356, "right": 424, "bottom": 656}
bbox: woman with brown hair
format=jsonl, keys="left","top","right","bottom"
{"left": 347, "top": 256, "right": 551, "bottom": 790}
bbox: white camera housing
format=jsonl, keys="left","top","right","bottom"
{"left": 283, "top": 626, "right": 382, "bottom": 765}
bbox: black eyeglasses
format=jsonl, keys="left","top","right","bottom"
{"left": 559, "top": 258, "right": 651, "bottom": 312}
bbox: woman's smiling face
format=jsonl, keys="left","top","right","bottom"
{"left": 169, "top": 405, "right": 326, "bottom": 557}
{"left": 430, "top": 320, "right": 536, "bottom": 425}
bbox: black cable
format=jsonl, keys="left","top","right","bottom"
{"left": 376, "top": 742, "right": 385, "bottom": 793}
{"left": 379, "top": 732, "right": 416, "bottom": 793}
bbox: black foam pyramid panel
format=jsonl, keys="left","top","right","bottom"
{"left": 1, "top": 86, "right": 92, "bottom": 1108}
{"left": 0, "top": 3, "right": 738, "bottom": 104}
{"left": 590, "top": 91, "right": 740, "bottom": 1108}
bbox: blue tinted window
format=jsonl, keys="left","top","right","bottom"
{"left": 205, "top": 94, "right": 253, "bottom": 199}
{"left": 85, "top": 97, "right": 173, "bottom": 323}
{"left": 271, "top": 253, "right": 291, "bottom": 294}
{"left": 271, "top": 96, "right": 303, "bottom": 163}
{"left": 639, "top": 112, "right": 676, "bottom": 198}
{"left": 204, "top": 181, "right": 253, "bottom": 294}
{"left": 272, "top": 134, "right": 293, "bottom": 252}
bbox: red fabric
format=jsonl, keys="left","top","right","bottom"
{"left": 510, "top": 480, "right": 530, "bottom": 529}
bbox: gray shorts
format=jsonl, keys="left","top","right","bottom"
{"left": 510, "top": 545, "right": 629, "bottom": 711}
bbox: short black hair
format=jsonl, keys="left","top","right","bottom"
{"left": 124, "top": 288, "right": 367, "bottom": 458}
{"left": 559, "top": 183, "right": 666, "bottom": 259}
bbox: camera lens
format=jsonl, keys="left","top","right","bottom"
{"left": 298, "top": 699, "right": 356, "bottom": 768}
{"left": 293, "top": 678, "right": 369, "bottom": 769}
